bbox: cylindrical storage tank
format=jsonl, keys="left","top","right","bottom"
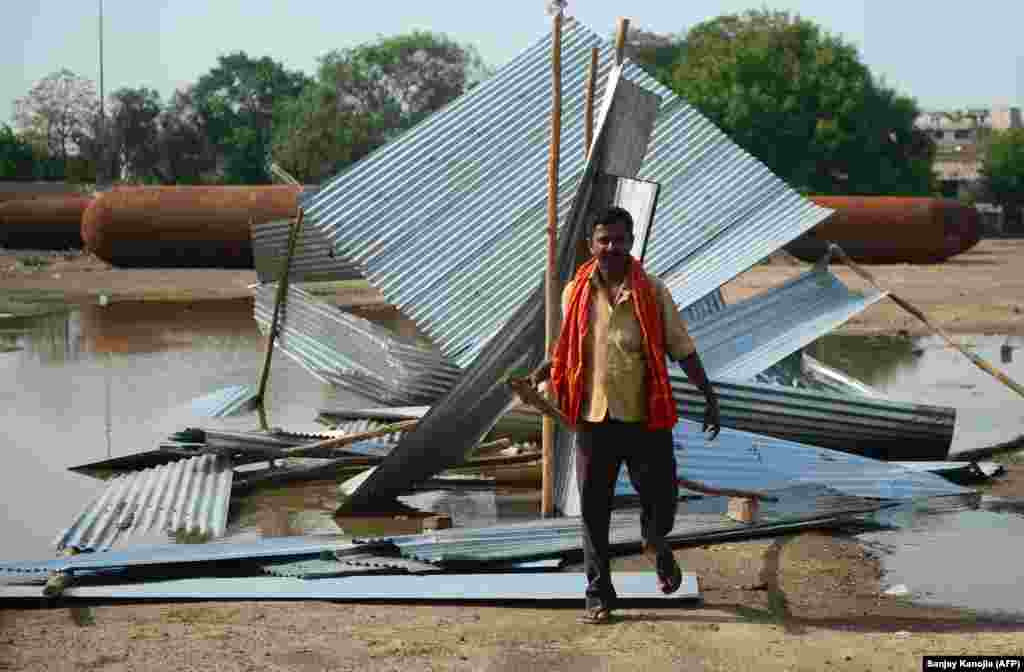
{"left": 81, "top": 186, "right": 306, "bottom": 268}
{"left": 785, "top": 196, "right": 982, "bottom": 264}
{"left": 0, "top": 196, "right": 93, "bottom": 249}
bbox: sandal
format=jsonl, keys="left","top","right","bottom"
{"left": 645, "top": 543, "right": 683, "bottom": 595}
{"left": 579, "top": 605, "right": 613, "bottom": 624}
{"left": 655, "top": 553, "right": 679, "bottom": 594}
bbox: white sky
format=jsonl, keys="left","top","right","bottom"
{"left": 5, "top": 0, "right": 1023, "bottom": 125}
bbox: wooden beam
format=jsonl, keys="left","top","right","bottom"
{"left": 542, "top": 12, "right": 564, "bottom": 518}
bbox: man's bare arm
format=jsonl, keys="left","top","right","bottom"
{"left": 679, "top": 351, "right": 720, "bottom": 440}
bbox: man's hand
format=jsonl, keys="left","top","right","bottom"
{"left": 703, "top": 393, "right": 721, "bottom": 441}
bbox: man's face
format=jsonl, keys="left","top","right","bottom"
{"left": 589, "top": 220, "right": 633, "bottom": 277}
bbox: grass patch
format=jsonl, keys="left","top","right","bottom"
{"left": 15, "top": 255, "right": 51, "bottom": 269}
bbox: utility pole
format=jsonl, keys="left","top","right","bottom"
{"left": 98, "top": 0, "right": 107, "bottom": 186}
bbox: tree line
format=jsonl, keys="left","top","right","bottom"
{"left": 2, "top": 11, "right": 1021, "bottom": 214}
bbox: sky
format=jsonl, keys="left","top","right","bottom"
{"left": 4, "top": 0, "right": 1023, "bottom": 127}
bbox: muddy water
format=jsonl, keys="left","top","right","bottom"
{"left": 1, "top": 299, "right": 366, "bottom": 561}
{"left": 809, "top": 333, "right": 1024, "bottom": 453}
{"left": 1, "top": 299, "right": 538, "bottom": 563}
{"left": 857, "top": 496, "right": 1024, "bottom": 616}
{"left": 809, "top": 333, "right": 1024, "bottom": 615}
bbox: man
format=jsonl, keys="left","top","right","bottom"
{"left": 528, "top": 205, "right": 720, "bottom": 624}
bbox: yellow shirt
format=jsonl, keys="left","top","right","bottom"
{"left": 561, "top": 266, "right": 696, "bottom": 423}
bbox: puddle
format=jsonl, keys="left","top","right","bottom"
{"left": 857, "top": 496, "right": 1024, "bottom": 616}
{"left": 809, "top": 333, "right": 1024, "bottom": 452}
{"left": 0, "top": 299, "right": 367, "bottom": 560}
{"left": 0, "top": 298, "right": 538, "bottom": 562}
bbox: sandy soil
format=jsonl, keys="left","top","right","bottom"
{"left": 3, "top": 241, "right": 1024, "bottom": 670}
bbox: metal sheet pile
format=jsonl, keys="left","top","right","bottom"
{"left": 54, "top": 454, "right": 233, "bottom": 554}
{"left": 253, "top": 283, "right": 461, "bottom": 405}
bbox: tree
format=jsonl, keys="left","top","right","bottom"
{"left": 107, "top": 87, "right": 162, "bottom": 181}
{"left": 13, "top": 69, "right": 98, "bottom": 175}
{"left": 0, "top": 125, "right": 36, "bottom": 180}
{"left": 272, "top": 31, "right": 489, "bottom": 183}
{"left": 191, "top": 52, "right": 310, "bottom": 184}
{"left": 981, "top": 128, "right": 1024, "bottom": 230}
{"left": 632, "top": 11, "right": 933, "bottom": 195}
{"left": 152, "top": 89, "right": 218, "bottom": 185}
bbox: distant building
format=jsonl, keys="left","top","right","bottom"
{"left": 915, "top": 106, "right": 1022, "bottom": 197}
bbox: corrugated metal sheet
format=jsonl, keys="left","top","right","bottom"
{"left": 253, "top": 283, "right": 460, "bottom": 404}
{"left": 686, "top": 259, "right": 888, "bottom": 381}
{"left": 53, "top": 454, "right": 233, "bottom": 553}
{"left": 188, "top": 384, "right": 256, "bottom": 418}
{"left": 251, "top": 217, "right": 362, "bottom": 284}
{"left": 613, "top": 419, "right": 973, "bottom": 503}
{"left": 382, "top": 484, "right": 888, "bottom": 565}
{"left": 300, "top": 18, "right": 833, "bottom": 368}
{"left": 0, "top": 572, "right": 699, "bottom": 602}
{"left": 668, "top": 377, "right": 955, "bottom": 460}
{"left": 1, "top": 535, "right": 359, "bottom": 577}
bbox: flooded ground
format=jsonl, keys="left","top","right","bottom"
{"left": 809, "top": 333, "right": 1024, "bottom": 615}
{"left": 809, "top": 333, "right": 1024, "bottom": 453}
{"left": 3, "top": 300, "right": 1024, "bottom": 616}
{"left": 0, "top": 298, "right": 540, "bottom": 562}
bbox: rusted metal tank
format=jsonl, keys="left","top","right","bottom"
{"left": 0, "top": 182, "right": 81, "bottom": 205}
{"left": 785, "top": 197, "right": 981, "bottom": 264}
{"left": 0, "top": 196, "right": 93, "bottom": 249}
{"left": 80, "top": 186, "right": 304, "bottom": 268}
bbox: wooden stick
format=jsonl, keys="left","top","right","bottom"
{"left": 508, "top": 377, "right": 776, "bottom": 501}
{"left": 256, "top": 208, "right": 304, "bottom": 415}
{"left": 676, "top": 477, "right": 778, "bottom": 502}
{"left": 584, "top": 47, "right": 598, "bottom": 158}
{"left": 615, "top": 18, "right": 631, "bottom": 65}
{"left": 282, "top": 419, "right": 418, "bottom": 457}
{"left": 828, "top": 243, "right": 1024, "bottom": 400}
{"left": 542, "top": 11, "right": 564, "bottom": 518}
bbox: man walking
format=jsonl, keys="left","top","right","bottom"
{"left": 529, "top": 205, "right": 720, "bottom": 624}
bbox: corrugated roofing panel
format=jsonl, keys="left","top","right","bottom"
{"left": 614, "top": 419, "right": 973, "bottom": 502}
{"left": 300, "top": 19, "right": 832, "bottom": 367}
{"left": 53, "top": 454, "right": 233, "bottom": 553}
{"left": 384, "top": 484, "right": 888, "bottom": 564}
{"left": 253, "top": 283, "right": 460, "bottom": 404}
{"left": 187, "top": 384, "right": 257, "bottom": 418}
{"left": 1, "top": 535, "right": 359, "bottom": 577}
{"left": 687, "top": 261, "right": 889, "bottom": 381}
{"left": 0, "top": 572, "right": 699, "bottom": 602}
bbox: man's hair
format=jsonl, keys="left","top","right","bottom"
{"left": 589, "top": 205, "right": 634, "bottom": 238}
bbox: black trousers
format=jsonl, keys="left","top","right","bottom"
{"left": 576, "top": 418, "right": 678, "bottom": 609}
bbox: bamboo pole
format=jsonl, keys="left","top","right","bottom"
{"left": 828, "top": 242, "right": 1024, "bottom": 400}
{"left": 615, "top": 17, "right": 631, "bottom": 65}
{"left": 584, "top": 47, "right": 598, "bottom": 158}
{"left": 542, "top": 11, "right": 564, "bottom": 518}
{"left": 256, "top": 208, "right": 304, "bottom": 427}
{"left": 282, "top": 419, "right": 418, "bottom": 456}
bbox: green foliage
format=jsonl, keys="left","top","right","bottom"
{"left": 633, "top": 10, "right": 933, "bottom": 195}
{"left": 191, "top": 52, "right": 311, "bottom": 184}
{"left": 0, "top": 124, "right": 36, "bottom": 180}
{"left": 272, "top": 31, "right": 489, "bottom": 184}
{"left": 107, "top": 87, "right": 162, "bottom": 181}
{"left": 981, "top": 128, "right": 1024, "bottom": 209}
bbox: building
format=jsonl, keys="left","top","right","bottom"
{"left": 915, "top": 106, "right": 1022, "bottom": 198}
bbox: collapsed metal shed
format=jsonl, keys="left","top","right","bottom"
{"left": 286, "top": 18, "right": 834, "bottom": 369}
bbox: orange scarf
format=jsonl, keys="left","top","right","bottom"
{"left": 550, "top": 257, "right": 679, "bottom": 431}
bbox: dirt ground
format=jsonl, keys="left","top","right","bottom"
{"left": 3, "top": 240, "right": 1024, "bottom": 670}
{"left": 4, "top": 239, "right": 1024, "bottom": 335}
